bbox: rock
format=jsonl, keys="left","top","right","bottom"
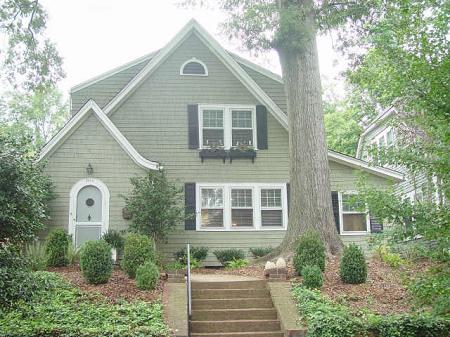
{"left": 276, "top": 257, "right": 286, "bottom": 269}
{"left": 264, "top": 261, "right": 276, "bottom": 270}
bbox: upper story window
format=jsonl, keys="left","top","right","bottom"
{"left": 180, "top": 58, "right": 208, "bottom": 76}
{"left": 199, "top": 105, "right": 256, "bottom": 149}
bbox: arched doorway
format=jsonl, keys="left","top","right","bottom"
{"left": 69, "top": 178, "right": 110, "bottom": 247}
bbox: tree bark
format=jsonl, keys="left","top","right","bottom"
{"left": 268, "top": 0, "right": 342, "bottom": 257}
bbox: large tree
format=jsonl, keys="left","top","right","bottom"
{"left": 183, "top": 1, "right": 402, "bottom": 255}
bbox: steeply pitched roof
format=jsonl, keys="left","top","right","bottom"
{"left": 38, "top": 100, "right": 160, "bottom": 170}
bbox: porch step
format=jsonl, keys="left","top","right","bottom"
{"left": 191, "top": 331, "right": 284, "bottom": 337}
{"left": 192, "top": 280, "right": 267, "bottom": 289}
{"left": 191, "top": 319, "right": 281, "bottom": 333}
{"left": 192, "top": 297, "right": 274, "bottom": 309}
{"left": 192, "top": 288, "right": 269, "bottom": 299}
{"left": 191, "top": 308, "right": 278, "bottom": 321}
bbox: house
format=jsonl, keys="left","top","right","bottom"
{"left": 356, "top": 105, "right": 439, "bottom": 203}
{"left": 39, "top": 20, "right": 402, "bottom": 264}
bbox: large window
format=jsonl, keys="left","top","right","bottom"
{"left": 197, "top": 183, "right": 287, "bottom": 230}
{"left": 200, "top": 188, "right": 224, "bottom": 228}
{"left": 340, "top": 193, "right": 369, "bottom": 234}
{"left": 199, "top": 105, "right": 256, "bottom": 149}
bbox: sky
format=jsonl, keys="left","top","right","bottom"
{"left": 41, "top": 0, "right": 348, "bottom": 98}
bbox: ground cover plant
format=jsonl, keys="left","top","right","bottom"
{"left": 292, "top": 284, "right": 449, "bottom": 337}
{"left": 0, "top": 271, "right": 170, "bottom": 337}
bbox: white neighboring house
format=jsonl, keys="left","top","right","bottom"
{"left": 356, "top": 105, "right": 440, "bottom": 203}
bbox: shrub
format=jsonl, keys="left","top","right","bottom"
{"left": 174, "top": 246, "right": 208, "bottom": 264}
{"left": 24, "top": 241, "right": 47, "bottom": 271}
{"left": 121, "top": 233, "right": 155, "bottom": 278}
{"left": 249, "top": 247, "right": 273, "bottom": 258}
{"left": 79, "top": 240, "right": 113, "bottom": 284}
{"left": 375, "top": 244, "right": 404, "bottom": 268}
{"left": 45, "top": 229, "right": 69, "bottom": 267}
{"left": 67, "top": 240, "right": 80, "bottom": 265}
{"left": 190, "top": 258, "right": 201, "bottom": 269}
{"left": 293, "top": 230, "right": 325, "bottom": 275}
{"left": 302, "top": 265, "right": 323, "bottom": 289}
{"left": 226, "top": 258, "right": 249, "bottom": 269}
{"left": 101, "top": 230, "right": 125, "bottom": 251}
{"left": 340, "top": 244, "right": 367, "bottom": 284}
{"left": 165, "top": 261, "right": 184, "bottom": 270}
{"left": 213, "top": 249, "right": 245, "bottom": 265}
{"left": 136, "top": 261, "right": 160, "bottom": 290}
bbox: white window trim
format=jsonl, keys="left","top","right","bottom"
{"left": 180, "top": 57, "right": 208, "bottom": 76}
{"left": 196, "top": 183, "right": 287, "bottom": 231}
{"left": 339, "top": 191, "right": 370, "bottom": 236}
{"left": 198, "top": 104, "right": 257, "bottom": 150}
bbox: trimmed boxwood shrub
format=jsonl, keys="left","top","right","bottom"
{"left": 249, "top": 247, "right": 273, "bottom": 258}
{"left": 301, "top": 265, "right": 323, "bottom": 289}
{"left": 174, "top": 246, "right": 208, "bottom": 264}
{"left": 340, "top": 244, "right": 367, "bottom": 284}
{"left": 121, "top": 233, "right": 155, "bottom": 278}
{"left": 213, "top": 249, "right": 245, "bottom": 265}
{"left": 293, "top": 230, "right": 325, "bottom": 275}
{"left": 46, "top": 229, "right": 69, "bottom": 267}
{"left": 136, "top": 261, "right": 160, "bottom": 290}
{"left": 79, "top": 240, "right": 113, "bottom": 284}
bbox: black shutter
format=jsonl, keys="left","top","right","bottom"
{"left": 370, "top": 217, "right": 383, "bottom": 233}
{"left": 286, "top": 183, "right": 290, "bottom": 216}
{"left": 188, "top": 104, "right": 199, "bottom": 149}
{"left": 256, "top": 105, "right": 268, "bottom": 150}
{"left": 185, "top": 183, "right": 196, "bottom": 230}
{"left": 331, "top": 191, "right": 340, "bottom": 233}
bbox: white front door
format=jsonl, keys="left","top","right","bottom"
{"left": 69, "top": 179, "right": 110, "bottom": 247}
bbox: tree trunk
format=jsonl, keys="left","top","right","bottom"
{"left": 269, "top": 0, "right": 342, "bottom": 257}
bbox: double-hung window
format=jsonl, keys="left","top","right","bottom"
{"left": 199, "top": 105, "right": 256, "bottom": 149}
{"left": 231, "top": 188, "right": 253, "bottom": 228}
{"left": 200, "top": 187, "right": 224, "bottom": 228}
{"left": 340, "top": 193, "right": 369, "bottom": 234}
{"left": 260, "top": 189, "right": 283, "bottom": 227}
{"left": 197, "top": 183, "right": 287, "bottom": 230}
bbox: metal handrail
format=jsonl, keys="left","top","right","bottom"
{"left": 186, "top": 244, "right": 192, "bottom": 337}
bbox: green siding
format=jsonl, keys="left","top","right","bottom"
{"left": 71, "top": 59, "right": 150, "bottom": 114}
{"left": 45, "top": 32, "right": 393, "bottom": 264}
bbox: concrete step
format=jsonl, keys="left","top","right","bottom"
{"left": 191, "top": 319, "right": 281, "bottom": 333}
{"left": 192, "top": 280, "right": 267, "bottom": 290}
{"left": 192, "top": 288, "right": 270, "bottom": 299}
{"left": 192, "top": 298, "right": 274, "bottom": 310}
{"left": 191, "top": 332, "right": 284, "bottom": 337}
{"left": 191, "top": 308, "right": 278, "bottom": 321}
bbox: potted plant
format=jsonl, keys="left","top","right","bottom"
{"left": 101, "top": 230, "right": 125, "bottom": 263}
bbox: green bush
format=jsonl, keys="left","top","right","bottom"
{"left": 165, "top": 261, "right": 184, "bottom": 270}
{"left": 121, "top": 233, "right": 155, "bottom": 278}
{"left": 45, "top": 229, "right": 69, "bottom": 267}
{"left": 302, "top": 265, "right": 323, "bottom": 289}
{"left": 340, "top": 244, "right": 367, "bottom": 284}
{"left": 293, "top": 230, "right": 325, "bottom": 275}
{"left": 174, "top": 246, "right": 208, "bottom": 264}
{"left": 213, "top": 249, "right": 245, "bottom": 265}
{"left": 375, "top": 244, "right": 404, "bottom": 268}
{"left": 101, "top": 230, "right": 125, "bottom": 250}
{"left": 226, "top": 258, "right": 249, "bottom": 269}
{"left": 24, "top": 241, "right": 47, "bottom": 271}
{"left": 0, "top": 272, "right": 170, "bottom": 336}
{"left": 249, "top": 247, "right": 273, "bottom": 258}
{"left": 79, "top": 241, "right": 113, "bottom": 284}
{"left": 136, "top": 261, "right": 160, "bottom": 290}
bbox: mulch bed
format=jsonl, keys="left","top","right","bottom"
{"left": 193, "top": 256, "right": 430, "bottom": 315}
{"left": 48, "top": 265, "right": 164, "bottom": 304}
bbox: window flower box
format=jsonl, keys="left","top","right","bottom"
{"left": 199, "top": 148, "right": 227, "bottom": 163}
{"left": 229, "top": 147, "right": 257, "bottom": 163}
